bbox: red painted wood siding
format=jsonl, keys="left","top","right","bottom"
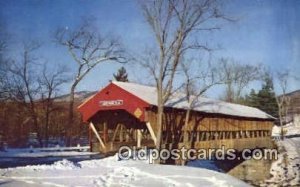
{"left": 78, "top": 83, "right": 150, "bottom": 122}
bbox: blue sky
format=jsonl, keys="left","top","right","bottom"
{"left": 0, "top": 0, "right": 299, "bottom": 97}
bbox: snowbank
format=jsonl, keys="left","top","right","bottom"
{"left": 0, "top": 154, "right": 250, "bottom": 187}
{"left": 263, "top": 137, "right": 300, "bottom": 186}
{"left": 272, "top": 122, "right": 300, "bottom": 137}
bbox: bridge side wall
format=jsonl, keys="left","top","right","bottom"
{"left": 146, "top": 108, "right": 274, "bottom": 151}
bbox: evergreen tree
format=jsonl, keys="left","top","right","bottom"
{"left": 113, "top": 67, "right": 128, "bottom": 82}
{"left": 244, "top": 89, "right": 259, "bottom": 108}
{"left": 257, "top": 74, "right": 278, "bottom": 117}
{"left": 245, "top": 74, "right": 278, "bottom": 117}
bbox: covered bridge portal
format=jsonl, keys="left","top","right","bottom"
{"left": 78, "top": 81, "right": 275, "bottom": 153}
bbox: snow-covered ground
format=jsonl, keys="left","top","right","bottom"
{"left": 272, "top": 123, "right": 300, "bottom": 137}
{"left": 263, "top": 137, "right": 300, "bottom": 186}
{"left": 264, "top": 123, "right": 300, "bottom": 186}
{"left": 2, "top": 124, "right": 299, "bottom": 186}
{"left": 263, "top": 128, "right": 300, "bottom": 187}
{"left": 0, "top": 154, "right": 250, "bottom": 187}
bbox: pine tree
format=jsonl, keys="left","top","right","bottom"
{"left": 113, "top": 67, "right": 128, "bottom": 82}
{"left": 256, "top": 75, "right": 278, "bottom": 117}
{"left": 244, "top": 89, "right": 259, "bottom": 108}
{"left": 245, "top": 74, "right": 278, "bottom": 117}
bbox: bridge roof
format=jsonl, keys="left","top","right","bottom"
{"left": 78, "top": 81, "right": 275, "bottom": 122}
{"left": 113, "top": 81, "right": 275, "bottom": 120}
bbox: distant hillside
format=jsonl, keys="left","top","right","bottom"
{"left": 54, "top": 91, "right": 97, "bottom": 103}
{"left": 284, "top": 90, "right": 300, "bottom": 116}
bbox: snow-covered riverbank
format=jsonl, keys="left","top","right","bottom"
{"left": 0, "top": 154, "right": 249, "bottom": 187}
{"left": 263, "top": 137, "right": 300, "bottom": 186}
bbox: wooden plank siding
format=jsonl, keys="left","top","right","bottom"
{"left": 89, "top": 107, "right": 274, "bottom": 153}
{"left": 87, "top": 107, "right": 274, "bottom": 153}
{"left": 145, "top": 107, "right": 274, "bottom": 151}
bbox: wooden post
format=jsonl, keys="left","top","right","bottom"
{"left": 103, "top": 122, "right": 108, "bottom": 143}
{"left": 200, "top": 132, "right": 205, "bottom": 141}
{"left": 112, "top": 123, "right": 121, "bottom": 142}
{"left": 137, "top": 129, "right": 142, "bottom": 148}
{"left": 236, "top": 131, "right": 240, "bottom": 139}
{"left": 196, "top": 132, "right": 200, "bottom": 142}
{"left": 89, "top": 123, "right": 92, "bottom": 152}
{"left": 229, "top": 131, "right": 233, "bottom": 139}
{"left": 206, "top": 132, "right": 210, "bottom": 140}
{"left": 120, "top": 125, "right": 124, "bottom": 142}
{"left": 146, "top": 122, "right": 157, "bottom": 145}
{"left": 125, "top": 129, "right": 130, "bottom": 142}
{"left": 89, "top": 122, "right": 106, "bottom": 151}
{"left": 133, "top": 129, "right": 137, "bottom": 141}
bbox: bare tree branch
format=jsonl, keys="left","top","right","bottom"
{"left": 275, "top": 69, "right": 291, "bottom": 139}
{"left": 219, "top": 58, "right": 262, "bottom": 103}
{"left": 7, "top": 42, "right": 43, "bottom": 146}
{"left": 140, "top": 0, "right": 229, "bottom": 158}
{"left": 39, "top": 63, "right": 70, "bottom": 147}
{"left": 54, "top": 18, "right": 126, "bottom": 145}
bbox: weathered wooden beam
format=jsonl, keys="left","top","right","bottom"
{"left": 89, "top": 122, "right": 106, "bottom": 150}
{"left": 137, "top": 129, "right": 142, "bottom": 148}
{"left": 112, "top": 123, "right": 121, "bottom": 142}
{"left": 146, "top": 122, "right": 157, "bottom": 145}
{"left": 119, "top": 125, "right": 124, "bottom": 142}
{"left": 133, "top": 129, "right": 136, "bottom": 141}
{"left": 229, "top": 131, "right": 233, "bottom": 139}
{"left": 125, "top": 129, "right": 132, "bottom": 142}
{"left": 196, "top": 132, "right": 200, "bottom": 142}
{"left": 206, "top": 132, "right": 210, "bottom": 140}
{"left": 89, "top": 124, "right": 92, "bottom": 152}
{"left": 236, "top": 131, "right": 240, "bottom": 139}
{"left": 200, "top": 132, "right": 205, "bottom": 141}
{"left": 103, "top": 122, "right": 108, "bottom": 143}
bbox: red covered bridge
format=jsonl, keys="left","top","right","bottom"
{"left": 78, "top": 81, "right": 275, "bottom": 153}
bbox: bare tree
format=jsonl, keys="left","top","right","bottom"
{"left": 0, "top": 21, "right": 8, "bottom": 60}
{"left": 39, "top": 64, "right": 70, "bottom": 147}
{"left": 219, "top": 58, "right": 262, "bottom": 103}
{"left": 141, "top": 0, "right": 228, "bottom": 157}
{"left": 275, "top": 70, "right": 291, "bottom": 140}
{"left": 8, "top": 41, "right": 43, "bottom": 146}
{"left": 55, "top": 19, "right": 126, "bottom": 145}
{"left": 0, "top": 23, "right": 9, "bottom": 99}
{"left": 181, "top": 60, "right": 224, "bottom": 147}
{"left": 0, "top": 43, "right": 7, "bottom": 98}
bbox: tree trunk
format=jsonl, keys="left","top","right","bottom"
{"left": 183, "top": 108, "right": 191, "bottom": 144}
{"left": 155, "top": 103, "right": 163, "bottom": 164}
{"left": 32, "top": 112, "right": 43, "bottom": 147}
{"left": 180, "top": 107, "right": 192, "bottom": 166}
{"left": 45, "top": 101, "right": 50, "bottom": 147}
{"left": 66, "top": 84, "right": 76, "bottom": 146}
{"left": 155, "top": 80, "right": 164, "bottom": 163}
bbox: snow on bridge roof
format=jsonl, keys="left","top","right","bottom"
{"left": 112, "top": 81, "right": 275, "bottom": 120}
